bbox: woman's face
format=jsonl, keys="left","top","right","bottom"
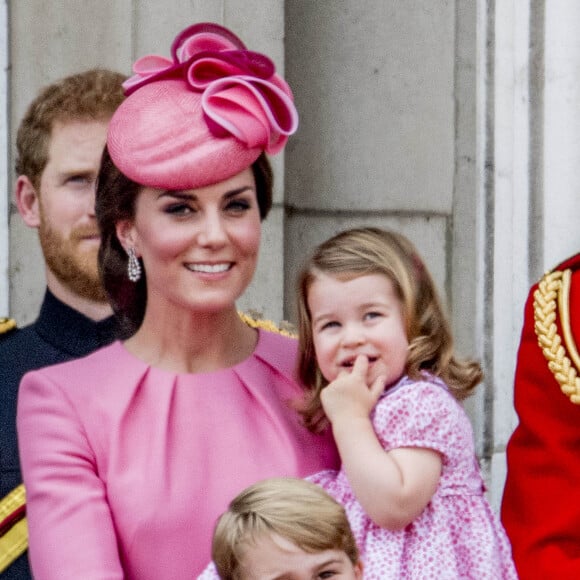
{"left": 117, "top": 167, "right": 261, "bottom": 315}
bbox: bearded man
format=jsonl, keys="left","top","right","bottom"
{"left": 0, "top": 69, "right": 125, "bottom": 579}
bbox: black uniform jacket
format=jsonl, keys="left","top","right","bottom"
{"left": 0, "top": 290, "right": 119, "bottom": 579}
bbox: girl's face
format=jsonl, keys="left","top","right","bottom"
{"left": 308, "top": 272, "right": 409, "bottom": 388}
{"left": 117, "top": 168, "right": 261, "bottom": 315}
{"left": 239, "top": 533, "right": 363, "bottom": 580}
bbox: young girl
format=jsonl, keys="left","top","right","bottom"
{"left": 297, "top": 227, "right": 517, "bottom": 579}
{"left": 199, "top": 477, "right": 363, "bottom": 579}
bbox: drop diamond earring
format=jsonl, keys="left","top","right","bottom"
{"left": 127, "top": 247, "right": 142, "bottom": 282}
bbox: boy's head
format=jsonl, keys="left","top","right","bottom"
{"left": 212, "top": 478, "right": 362, "bottom": 579}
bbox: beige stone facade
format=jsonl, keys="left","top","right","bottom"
{"left": 4, "top": 1, "right": 580, "bottom": 509}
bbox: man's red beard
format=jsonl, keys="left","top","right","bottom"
{"left": 38, "top": 216, "right": 109, "bottom": 303}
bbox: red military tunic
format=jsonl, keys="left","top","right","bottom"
{"left": 502, "top": 253, "right": 580, "bottom": 579}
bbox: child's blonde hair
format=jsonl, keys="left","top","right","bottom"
{"left": 211, "top": 477, "right": 360, "bottom": 579}
{"left": 297, "top": 227, "right": 483, "bottom": 430}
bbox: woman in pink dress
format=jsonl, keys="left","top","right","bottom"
{"left": 296, "top": 228, "right": 516, "bottom": 579}
{"left": 17, "top": 23, "right": 338, "bottom": 579}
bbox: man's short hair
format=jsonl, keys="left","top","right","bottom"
{"left": 15, "top": 68, "right": 126, "bottom": 189}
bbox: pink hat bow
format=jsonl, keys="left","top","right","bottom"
{"left": 122, "top": 22, "right": 298, "bottom": 155}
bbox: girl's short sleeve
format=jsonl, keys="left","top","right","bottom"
{"left": 372, "top": 381, "right": 467, "bottom": 459}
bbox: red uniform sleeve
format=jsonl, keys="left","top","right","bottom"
{"left": 501, "top": 266, "right": 580, "bottom": 579}
{"left": 17, "top": 369, "right": 124, "bottom": 580}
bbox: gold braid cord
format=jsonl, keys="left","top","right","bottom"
{"left": 0, "top": 317, "right": 16, "bottom": 334}
{"left": 533, "top": 269, "right": 580, "bottom": 404}
{"left": 238, "top": 310, "right": 297, "bottom": 338}
{"left": 0, "top": 317, "right": 25, "bottom": 572}
{"left": 0, "top": 484, "right": 28, "bottom": 573}
{"left": 0, "top": 318, "right": 28, "bottom": 574}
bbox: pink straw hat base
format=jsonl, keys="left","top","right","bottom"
{"left": 108, "top": 80, "right": 262, "bottom": 190}
{"left": 107, "top": 22, "right": 298, "bottom": 191}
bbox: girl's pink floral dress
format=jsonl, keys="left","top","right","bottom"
{"left": 309, "top": 375, "right": 517, "bottom": 579}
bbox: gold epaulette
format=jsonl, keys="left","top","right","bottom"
{"left": 533, "top": 268, "right": 580, "bottom": 404}
{"left": 0, "top": 484, "right": 28, "bottom": 573}
{"left": 238, "top": 310, "right": 297, "bottom": 338}
{"left": 0, "top": 318, "right": 16, "bottom": 335}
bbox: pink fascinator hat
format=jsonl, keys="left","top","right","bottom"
{"left": 107, "top": 22, "right": 298, "bottom": 190}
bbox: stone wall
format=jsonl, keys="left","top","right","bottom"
{"left": 6, "top": 0, "right": 580, "bottom": 511}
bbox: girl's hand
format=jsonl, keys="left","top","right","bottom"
{"left": 320, "top": 355, "right": 386, "bottom": 425}
{"left": 324, "top": 358, "right": 443, "bottom": 530}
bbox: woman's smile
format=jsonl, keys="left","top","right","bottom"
{"left": 185, "top": 262, "right": 233, "bottom": 274}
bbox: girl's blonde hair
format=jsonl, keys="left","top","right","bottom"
{"left": 211, "top": 477, "right": 360, "bottom": 579}
{"left": 297, "top": 227, "right": 483, "bottom": 431}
